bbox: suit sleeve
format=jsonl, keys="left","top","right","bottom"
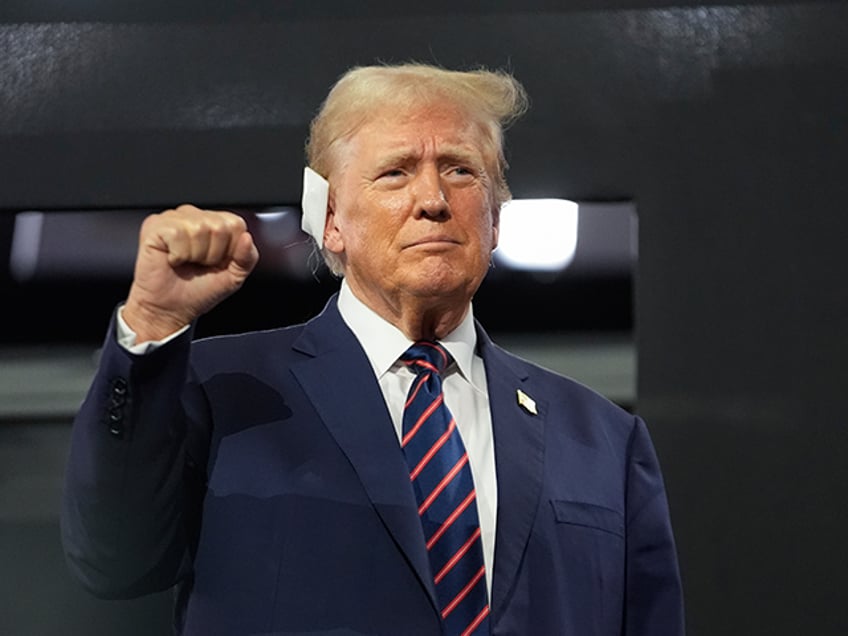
{"left": 60, "top": 315, "right": 204, "bottom": 599}
{"left": 624, "top": 416, "right": 686, "bottom": 635}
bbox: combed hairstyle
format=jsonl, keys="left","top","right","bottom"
{"left": 305, "top": 62, "right": 529, "bottom": 274}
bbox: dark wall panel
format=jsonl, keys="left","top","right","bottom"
{"left": 638, "top": 62, "right": 848, "bottom": 634}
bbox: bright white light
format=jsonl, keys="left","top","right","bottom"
{"left": 255, "top": 209, "right": 292, "bottom": 222}
{"left": 9, "top": 211, "right": 44, "bottom": 281}
{"left": 495, "top": 199, "right": 579, "bottom": 271}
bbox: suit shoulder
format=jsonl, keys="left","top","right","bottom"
{"left": 189, "top": 324, "right": 307, "bottom": 370}
{"left": 494, "top": 345, "right": 644, "bottom": 469}
{"left": 194, "top": 323, "right": 304, "bottom": 346}
{"left": 495, "top": 345, "right": 626, "bottom": 404}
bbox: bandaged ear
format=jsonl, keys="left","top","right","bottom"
{"left": 301, "top": 167, "right": 330, "bottom": 248}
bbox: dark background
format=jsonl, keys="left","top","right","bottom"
{"left": 2, "top": 2, "right": 847, "bottom": 634}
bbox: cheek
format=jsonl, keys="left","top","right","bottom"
{"left": 338, "top": 199, "right": 402, "bottom": 255}
{"left": 359, "top": 193, "right": 410, "bottom": 239}
{"left": 471, "top": 205, "right": 498, "bottom": 247}
{"left": 378, "top": 192, "right": 413, "bottom": 219}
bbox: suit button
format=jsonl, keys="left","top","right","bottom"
{"left": 107, "top": 378, "right": 127, "bottom": 438}
{"left": 107, "top": 408, "right": 123, "bottom": 437}
{"left": 112, "top": 377, "right": 128, "bottom": 396}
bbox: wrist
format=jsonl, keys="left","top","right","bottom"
{"left": 122, "top": 294, "right": 192, "bottom": 343}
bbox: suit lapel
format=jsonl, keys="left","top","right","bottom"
{"left": 478, "top": 329, "right": 546, "bottom": 622}
{"left": 289, "top": 297, "right": 439, "bottom": 612}
{"left": 288, "top": 300, "right": 546, "bottom": 622}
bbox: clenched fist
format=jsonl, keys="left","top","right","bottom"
{"left": 123, "top": 204, "right": 260, "bottom": 342}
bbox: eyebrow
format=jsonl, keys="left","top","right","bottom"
{"left": 374, "top": 145, "right": 485, "bottom": 171}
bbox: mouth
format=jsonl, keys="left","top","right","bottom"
{"left": 404, "top": 236, "right": 461, "bottom": 249}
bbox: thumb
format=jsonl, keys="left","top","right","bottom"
{"left": 231, "top": 232, "right": 260, "bottom": 276}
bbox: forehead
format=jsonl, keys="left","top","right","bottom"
{"left": 345, "top": 103, "right": 492, "bottom": 162}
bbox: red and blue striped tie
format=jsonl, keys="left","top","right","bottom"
{"left": 401, "top": 341, "right": 490, "bottom": 636}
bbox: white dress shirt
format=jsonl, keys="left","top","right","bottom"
{"left": 117, "top": 282, "right": 499, "bottom": 594}
{"left": 336, "top": 280, "right": 497, "bottom": 595}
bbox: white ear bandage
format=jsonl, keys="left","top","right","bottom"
{"left": 301, "top": 167, "right": 330, "bottom": 248}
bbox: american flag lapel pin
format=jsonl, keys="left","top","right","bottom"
{"left": 516, "top": 389, "right": 538, "bottom": 415}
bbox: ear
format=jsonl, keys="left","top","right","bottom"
{"left": 323, "top": 193, "right": 345, "bottom": 254}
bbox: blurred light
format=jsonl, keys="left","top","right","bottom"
{"left": 9, "top": 212, "right": 43, "bottom": 281}
{"left": 254, "top": 208, "right": 292, "bottom": 222}
{"left": 495, "top": 199, "right": 579, "bottom": 271}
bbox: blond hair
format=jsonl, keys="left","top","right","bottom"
{"left": 305, "top": 62, "right": 529, "bottom": 273}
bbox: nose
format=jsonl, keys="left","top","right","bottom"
{"left": 413, "top": 165, "right": 449, "bottom": 220}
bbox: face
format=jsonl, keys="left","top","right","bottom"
{"left": 323, "top": 102, "right": 500, "bottom": 316}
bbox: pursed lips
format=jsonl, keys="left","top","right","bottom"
{"left": 403, "top": 236, "right": 462, "bottom": 249}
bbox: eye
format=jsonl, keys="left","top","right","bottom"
{"left": 371, "top": 168, "right": 407, "bottom": 189}
{"left": 447, "top": 165, "right": 477, "bottom": 179}
{"left": 377, "top": 168, "right": 406, "bottom": 181}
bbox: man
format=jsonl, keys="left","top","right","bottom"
{"left": 61, "top": 63, "right": 684, "bottom": 635}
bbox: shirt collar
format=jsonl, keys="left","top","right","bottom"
{"left": 337, "top": 279, "right": 478, "bottom": 383}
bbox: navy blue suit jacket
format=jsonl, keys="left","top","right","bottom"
{"left": 61, "top": 295, "right": 684, "bottom": 635}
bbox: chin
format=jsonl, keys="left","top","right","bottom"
{"left": 399, "top": 254, "right": 487, "bottom": 299}
{"left": 407, "top": 271, "right": 478, "bottom": 302}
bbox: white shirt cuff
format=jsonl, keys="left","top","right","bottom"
{"left": 116, "top": 304, "right": 190, "bottom": 354}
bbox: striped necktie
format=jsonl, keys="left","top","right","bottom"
{"left": 400, "top": 341, "right": 490, "bottom": 636}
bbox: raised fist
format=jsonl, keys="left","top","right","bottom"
{"left": 123, "top": 204, "right": 260, "bottom": 342}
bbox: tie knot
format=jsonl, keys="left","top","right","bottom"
{"left": 402, "top": 341, "right": 452, "bottom": 376}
